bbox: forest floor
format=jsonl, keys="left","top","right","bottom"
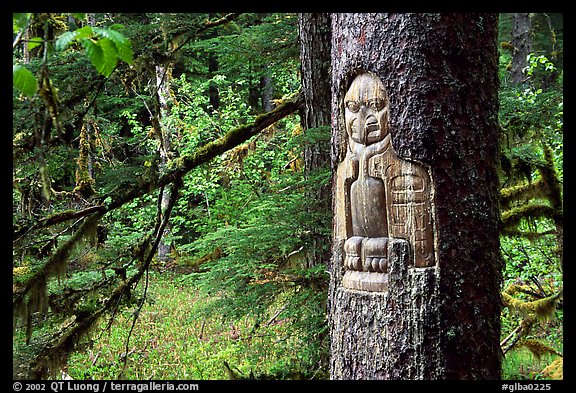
{"left": 60, "top": 268, "right": 319, "bottom": 380}
{"left": 13, "top": 265, "right": 561, "bottom": 380}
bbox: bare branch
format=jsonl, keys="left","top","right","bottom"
{"left": 14, "top": 205, "right": 105, "bottom": 241}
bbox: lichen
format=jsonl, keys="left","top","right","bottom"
{"left": 73, "top": 123, "right": 96, "bottom": 197}
{"left": 519, "top": 338, "right": 562, "bottom": 360}
{"left": 502, "top": 290, "right": 561, "bottom": 321}
{"left": 542, "top": 357, "right": 563, "bottom": 379}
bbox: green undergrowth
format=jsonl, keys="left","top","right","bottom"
{"left": 502, "top": 347, "right": 562, "bottom": 380}
{"left": 64, "top": 270, "right": 327, "bottom": 380}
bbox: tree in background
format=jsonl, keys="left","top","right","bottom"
{"left": 298, "top": 13, "right": 332, "bottom": 270}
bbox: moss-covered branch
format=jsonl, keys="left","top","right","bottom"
{"left": 501, "top": 284, "right": 563, "bottom": 356}
{"left": 539, "top": 143, "right": 563, "bottom": 213}
{"left": 13, "top": 205, "right": 106, "bottom": 241}
{"left": 13, "top": 213, "right": 103, "bottom": 304}
{"left": 500, "top": 178, "right": 545, "bottom": 208}
{"left": 499, "top": 142, "right": 562, "bottom": 234}
{"left": 13, "top": 212, "right": 103, "bottom": 343}
{"left": 168, "top": 13, "right": 240, "bottom": 55}
{"left": 13, "top": 91, "right": 303, "bottom": 239}
{"left": 500, "top": 203, "right": 558, "bottom": 230}
{"left": 157, "top": 90, "right": 303, "bottom": 188}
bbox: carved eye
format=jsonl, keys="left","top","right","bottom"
{"left": 368, "top": 98, "right": 385, "bottom": 111}
{"left": 346, "top": 100, "right": 360, "bottom": 113}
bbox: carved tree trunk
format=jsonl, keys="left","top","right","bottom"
{"left": 328, "top": 13, "right": 503, "bottom": 380}
{"left": 298, "top": 13, "right": 332, "bottom": 269}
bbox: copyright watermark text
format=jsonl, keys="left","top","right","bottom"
{"left": 13, "top": 382, "right": 199, "bottom": 393}
{"left": 501, "top": 383, "right": 552, "bottom": 392}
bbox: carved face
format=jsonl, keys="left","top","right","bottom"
{"left": 344, "top": 73, "right": 389, "bottom": 145}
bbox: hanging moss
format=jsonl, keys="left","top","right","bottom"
{"left": 25, "top": 277, "right": 48, "bottom": 344}
{"left": 13, "top": 213, "right": 103, "bottom": 341}
{"left": 519, "top": 338, "right": 562, "bottom": 360}
{"left": 39, "top": 165, "right": 52, "bottom": 204}
{"left": 73, "top": 123, "right": 95, "bottom": 198}
{"left": 502, "top": 290, "right": 562, "bottom": 321}
{"left": 538, "top": 143, "right": 562, "bottom": 210}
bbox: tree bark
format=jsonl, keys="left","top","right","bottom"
{"left": 510, "top": 13, "right": 532, "bottom": 84}
{"left": 155, "top": 63, "right": 174, "bottom": 262}
{"left": 298, "top": 13, "right": 332, "bottom": 269}
{"left": 329, "top": 13, "right": 502, "bottom": 380}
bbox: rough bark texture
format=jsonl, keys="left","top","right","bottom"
{"left": 299, "top": 13, "right": 332, "bottom": 268}
{"left": 329, "top": 13, "right": 502, "bottom": 380}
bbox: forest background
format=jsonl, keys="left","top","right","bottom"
{"left": 12, "top": 13, "right": 563, "bottom": 380}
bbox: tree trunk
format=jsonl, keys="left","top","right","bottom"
{"left": 510, "top": 13, "right": 532, "bottom": 84}
{"left": 298, "top": 13, "right": 332, "bottom": 269}
{"left": 155, "top": 63, "right": 174, "bottom": 262}
{"left": 208, "top": 53, "right": 220, "bottom": 112}
{"left": 329, "top": 13, "right": 502, "bottom": 380}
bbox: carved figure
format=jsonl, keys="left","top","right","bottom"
{"left": 339, "top": 72, "right": 435, "bottom": 291}
{"left": 343, "top": 73, "right": 390, "bottom": 275}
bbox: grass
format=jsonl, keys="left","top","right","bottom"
{"left": 502, "top": 347, "right": 563, "bottom": 380}
{"left": 64, "top": 271, "right": 324, "bottom": 380}
{"left": 16, "top": 267, "right": 562, "bottom": 380}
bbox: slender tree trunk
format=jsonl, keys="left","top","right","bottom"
{"left": 510, "top": 13, "right": 532, "bottom": 84}
{"left": 207, "top": 13, "right": 220, "bottom": 113}
{"left": 208, "top": 53, "right": 220, "bottom": 112}
{"left": 298, "top": 13, "right": 332, "bottom": 269}
{"left": 261, "top": 74, "right": 274, "bottom": 113}
{"left": 329, "top": 13, "right": 502, "bottom": 380}
{"left": 155, "top": 63, "right": 174, "bottom": 262}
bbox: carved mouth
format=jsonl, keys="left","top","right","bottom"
{"left": 365, "top": 116, "right": 380, "bottom": 132}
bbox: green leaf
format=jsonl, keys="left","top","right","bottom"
{"left": 13, "top": 64, "right": 38, "bottom": 97}
{"left": 56, "top": 26, "right": 93, "bottom": 52}
{"left": 98, "top": 38, "right": 119, "bottom": 77}
{"left": 93, "top": 27, "right": 133, "bottom": 64}
{"left": 74, "top": 25, "right": 94, "bottom": 40}
{"left": 81, "top": 38, "right": 105, "bottom": 74}
{"left": 13, "top": 13, "right": 31, "bottom": 34}
{"left": 27, "top": 37, "right": 43, "bottom": 51}
{"left": 81, "top": 38, "right": 119, "bottom": 77}
{"left": 55, "top": 31, "right": 77, "bottom": 51}
{"left": 93, "top": 27, "right": 127, "bottom": 46}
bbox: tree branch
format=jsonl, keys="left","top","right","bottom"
{"left": 30, "top": 183, "right": 181, "bottom": 378}
{"left": 158, "top": 90, "right": 303, "bottom": 188}
{"left": 13, "top": 91, "right": 302, "bottom": 240}
{"left": 13, "top": 212, "right": 104, "bottom": 309}
{"left": 169, "top": 13, "right": 241, "bottom": 55}
{"left": 14, "top": 205, "right": 105, "bottom": 241}
{"left": 500, "top": 203, "right": 558, "bottom": 230}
